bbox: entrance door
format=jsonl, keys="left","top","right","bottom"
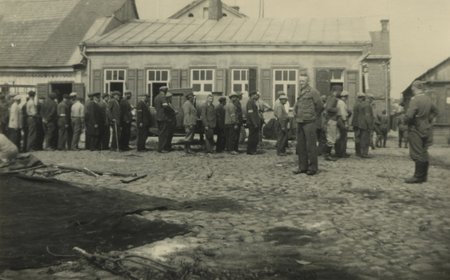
{"left": 51, "top": 83, "right": 72, "bottom": 102}
{"left": 109, "top": 82, "right": 124, "bottom": 95}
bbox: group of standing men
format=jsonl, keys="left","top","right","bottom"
{"left": 4, "top": 90, "right": 135, "bottom": 152}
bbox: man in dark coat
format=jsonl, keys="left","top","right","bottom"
{"left": 246, "top": 91, "right": 261, "bottom": 155}
{"left": 41, "top": 92, "right": 58, "bottom": 150}
{"left": 293, "top": 74, "right": 324, "bottom": 176}
{"left": 215, "top": 96, "right": 226, "bottom": 153}
{"left": 154, "top": 86, "right": 170, "bottom": 153}
{"left": 201, "top": 94, "right": 216, "bottom": 153}
{"left": 136, "top": 94, "right": 152, "bottom": 151}
{"left": 57, "top": 94, "right": 71, "bottom": 150}
{"left": 85, "top": 92, "right": 102, "bottom": 151}
{"left": 99, "top": 93, "right": 111, "bottom": 150}
{"left": 404, "top": 80, "right": 438, "bottom": 184}
{"left": 233, "top": 92, "right": 243, "bottom": 152}
{"left": 165, "top": 92, "right": 177, "bottom": 152}
{"left": 352, "top": 93, "right": 374, "bottom": 158}
{"left": 119, "top": 90, "right": 133, "bottom": 151}
{"left": 25, "top": 91, "right": 38, "bottom": 152}
{"left": 108, "top": 91, "right": 121, "bottom": 151}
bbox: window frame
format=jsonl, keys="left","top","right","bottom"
{"left": 146, "top": 69, "right": 170, "bottom": 106}
{"left": 190, "top": 69, "right": 215, "bottom": 94}
{"left": 273, "top": 69, "right": 298, "bottom": 108}
{"left": 231, "top": 68, "right": 249, "bottom": 94}
{"left": 104, "top": 69, "right": 127, "bottom": 94}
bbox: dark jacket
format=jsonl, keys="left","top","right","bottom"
{"left": 201, "top": 102, "right": 216, "bottom": 129}
{"left": 108, "top": 99, "right": 121, "bottom": 124}
{"left": 137, "top": 100, "right": 151, "bottom": 127}
{"left": 41, "top": 97, "right": 57, "bottom": 123}
{"left": 154, "top": 92, "right": 167, "bottom": 122}
{"left": 353, "top": 100, "right": 374, "bottom": 130}
{"left": 120, "top": 99, "right": 132, "bottom": 125}
{"left": 325, "top": 95, "right": 338, "bottom": 121}
{"left": 293, "top": 85, "right": 323, "bottom": 123}
{"left": 215, "top": 103, "right": 225, "bottom": 130}
{"left": 85, "top": 101, "right": 102, "bottom": 135}
{"left": 405, "top": 93, "right": 438, "bottom": 138}
{"left": 57, "top": 100, "right": 70, "bottom": 126}
{"left": 246, "top": 98, "right": 261, "bottom": 127}
{"left": 233, "top": 99, "right": 243, "bottom": 125}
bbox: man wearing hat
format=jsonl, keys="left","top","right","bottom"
{"left": 201, "top": 94, "right": 216, "bottom": 153}
{"left": 404, "top": 80, "right": 438, "bottom": 184}
{"left": 25, "top": 91, "right": 38, "bottom": 151}
{"left": 98, "top": 93, "right": 110, "bottom": 150}
{"left": 233, "top": 92, "right": 244, "bottom": 152}
{"left": 136, "top": 94, "right": 152, "bottom": 151}
{"left": 164, "top": 92, "right": 177, "bottom": 152}
{"left": 119, "top": 90, "right": 133, "bottom": 151}
{"left": 7, "top": 95, "right": 22, "bottom": 148}
{"left": 274, "top": 93, "right": 289, "bottom": 156}
{"left": 182, "top": 91, "right": 197, "bottom": 154}
{"left": 293, "top": 74, "right": 323, "bottom": 176}
{"left": 366, "top": 93, "right": 376, "bottom": 150}
{"left": 215, "top": 96, "right": 227, "bottom": 153}
{"left": 352, "top": 92, "right": 373, "bottom": 158}
{"left": 70, "top": 92, "right": 84, "bottom": 150}
{"left": 154, "top": 86, "right": 170, "bottom": 153}
{"left": 85, "top": 92, "right": 102, "bottom": 151}
{"left": 335, "top": 90, "right": 351, "bottom": 157}
{"left": 57, "top": 94, "right": 71, "bottom": 150}
{"left": 246, "top": 91, "right": 261, "bottom": 155}
{"left": 108, "top": 91, "right": 121, "bottom": 151}
{"left": 225, "top": 92, "right": 239, "bottom": 155}
{"left": 41, "top": 92, "right": 58, "bottom": 150}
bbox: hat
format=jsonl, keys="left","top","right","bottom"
{"left": 366, "top": 93, "right": 374, "bottom": 99}
{"left": 62, "top": 93, "right": 70, "bottom": 99}
{"left": 340, "top": 90, "right": 349, "bottom": 97}
{"left": 357, "top": 92, "right": 366, "bottom": 98}
{"left": 124, "top": 90, "right": 132, "bottom": 95}
{"left": 13, "top": 95, "right": 21, "bottom": 101}
{"left": 111, "top": 91, "right": 121, "bottom": 96}
{"left": 185, "top": 91, "right": 194, "bottom": 98}
{"left": 218, "top": 96, "right": 226, "bottom": 102}
{"left": 229, "top": 92, "right": 238, "bottom": 98}
{"left": 412, "top": 80, "right": 426, "bottom": 90}
{"left": 88, "top": 92, "right": 101, "bottom": 97}
{"left": 278, "top": 94, "right": 288, "bottom": 100}
{"left": 165, "top": 92, "right": 173, "bottom": 97}
{"left": 277, "top": 90, "right": 285, "bottom": 96}
{"left": 159, "top": 86, "right": 168, "bottom": 92}
{"left": 249, "top": 91, "right": 258, "bottom": 96}
{"left": 102, "top": 93, "right": 110, "bottom": 98}
{"left": 28, "top": 91, "right": 36, "bottom": 96}
{"left": 69, "top": 92, "right": 77, "bottom": 97}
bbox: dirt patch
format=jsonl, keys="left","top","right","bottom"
{"left": 0, "top": 174, "right": 189, "bottom": 271}
{"left": 264, "top": 227, "right": 319, "bottom": 246}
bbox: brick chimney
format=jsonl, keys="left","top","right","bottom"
{"left": 209, "top": 0, "right": 223, "bottom": 20}
{"left": 381, "top": 19, "right": 389, "bottom": 32}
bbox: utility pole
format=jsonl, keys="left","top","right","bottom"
{"left": 259, "top": 0, "right": 265, "bottom": 18}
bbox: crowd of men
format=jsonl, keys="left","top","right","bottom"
{"left": 0, "top": 74, "right": 438, "bottom": 182}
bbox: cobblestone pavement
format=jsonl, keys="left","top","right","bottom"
{"left": 2, "top": 140, "right": 450, "bottom": 280}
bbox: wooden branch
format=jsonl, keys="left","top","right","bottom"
{"left": 53, "top": 165, "right": 135, "bottom": 177}
{"left": 120, "top": 174, "right": 147, "bottom": 184}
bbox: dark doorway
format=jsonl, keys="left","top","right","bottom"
{"left": 51, "top": 83, "right": 72, "bottom": 102}
{"left": 110, "top": 82, "right": 124, "bottom": 95}
{"left": 330, "top": 83, "right": 343, "bottom": 94}
{"left": 150, "top": 82, "right": 168, "bottom": 106}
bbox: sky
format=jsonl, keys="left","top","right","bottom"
{"left": 136, "top": 0, "right": 450, "bottom": 98}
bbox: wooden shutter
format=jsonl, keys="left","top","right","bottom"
{"left": 180, "top": 69, "right": 189, "bottom": 88}
{"left": 136, "top": 69, "right": 145, "bottom": 105}
{"left": 92, "top": 69, "right": 103, "bottom": 93}
{"left": 72, "top": 83, "right": 85, "bottom": 100}
{"left": 249, "top": 68, "right": 257, "bottom": 93}
{"left": 315, "top": 69, "right": 331, "bottom": 97}
{"left": 127, "top": 69, "right": 137, "bottom": 106}
{"left": 260, "top": 69, "right": 272, "bottom": 106}
{"left": 346, "top": 70, "right": 359, "bottom": 110}
{"left": 170, "top": 69, "right": 180, "bottom": 88}
{"left": 215, "top": 68, "right": 227, "bottom": 94}
{"left": 36, "top": 83, "right": 49, "bottom": 99}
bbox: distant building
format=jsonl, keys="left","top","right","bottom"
{"left": 401, "top": 57, "right": 450, "bottom": 145}
{"left": 0, "top": 0, "right": 138, "bottom": 100}
{"left": 169, "top": 0, "right": 247, "bottom": 19}
{"left": 83, "top": 0, "right": 391, "bottom": 113}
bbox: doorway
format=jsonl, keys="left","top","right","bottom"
{"left": 51, "top": 83, "right": 72, "bottom": 102}
{"left": 150, "top": 82, "right": 168, "bottom": 106}
{"left": 109, "top": 82, "right": 124, "bottom": 95}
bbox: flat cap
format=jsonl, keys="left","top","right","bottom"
{"left": 357, "top": 92, "right": 366, "bottom": 98}
{"left": 27, "top": 91, "right": 36, "bottom": 96}
{"left": 88, "top": 92, "right": 101, "bottom": 97}
{"left": 13, "top": 95, "right": 22, "bottom": 101}
{"left": 69, "top": 92, "right": 77, "bottom": 97}
{"left": 102, "top": 92, "right": 110, "bottom": 98}
{"left": 111, "top": 91, "right": 121, "bottom": 96}
{"left": 278, "top": 94, "right": 288, "bottom": 100}
{"left": 124, "top": 89, "right": 132, "bottom": 94}
{"left": 340, "top": 90, "right": 349, "bottom": 97}
{"left": 159, "top": 86, "right": 168, "bottom": 91}
{"left": 218, "top": 96, "right": 226, "bottom": 102}
{"left": 165, "top": 92, "right": 173, "bottom": 97}
{"left": 229, "top": 92, "right": 239, "bottom": 98}
{"left": 277, "top": 90, "right": 285, "bottom": 95}
{"left": 366, "top": 93, "right": 374, "bottom": 99}
{"left": 412, "top": 80, "right": 426, "bottom": 90}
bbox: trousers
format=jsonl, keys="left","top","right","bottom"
{"left": 296, "top": 122, "right": 318, "bottom": 172}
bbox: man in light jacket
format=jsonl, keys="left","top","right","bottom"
{"left": 182, "top": 91, "right": 197, "bottom": 154}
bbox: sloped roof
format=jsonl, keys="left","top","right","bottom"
{"left": 0, "top": 0, "right": 136, "bottom": 68}
{"left": 169, "top": 0, "right": 247, "bottom": 19}
{"left": 401, "top": 56, "right": 450, "bottom": 94}
{"left": 85, "top": 17, "right": 371, "bottom": 47}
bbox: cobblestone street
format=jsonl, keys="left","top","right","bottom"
{"left": 2, "top": 140, "right": 450, "bottom": 280}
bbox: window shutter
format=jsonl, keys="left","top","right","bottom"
{"left": 72, "top": 83, "right": 85, "bottom": 100}
{"left": 92, "top": 69, "right": 103, "bottom": 93}
{"left": 180, "top": 69, "right": 189, "bottom": 88}
{"left": 249, "top": 68, "right": 257, "bottom": 93}
{"left": 346, "top": 70, "right": 359, "bottom": 110}
{"left": 260, "top": 69, "right": 272, "bottom": 107}
{"left": 37, "top": 83, "right": 49, "bottom": 99}
{"left": 215, "top": 68, "right": 227, "bottom": 94}
{"left": 127, "top": 69, "right": 137, "bottom": 106}
{"left": 170, "top": 69, "right": 180, "bottom": 88}
{"left": 315, "top": 69, "right": 331, "bottom": 97}
{"left": 136, "top": 69, "right": 145, "bottom": 105}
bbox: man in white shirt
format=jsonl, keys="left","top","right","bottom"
{"left": 8, "top": 95, "right": 22, "bottom": 148}
{"left": 70, "top": 93, "right": 84, "bottom": 150}
{"left": 25, "top": 91, "right": 37, "bottom": 151}
{"left": 335, "top": 90, "right": 351, "bottom": 158}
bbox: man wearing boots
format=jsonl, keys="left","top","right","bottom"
{"left": 182, "top": 91, "right": 197, "bottom": 154}
{"left": 136, "top": 94, "right": 152, "bottom": 151}
{"left": 397, "top": 112, "right": 408, "bottom": 148}
{"left": 404, "top": 80, "right": 438, "bottom": 184}
{"left": 215, "top": 96, "right": 227, "bottom": 153}
{"left": 246, "top": 91, "right": 261, "bottom": 155}
{"left": 201, "top": 94, "right": 216, "bottom": 153}
{"left": 274, "top": 93, "right": 289, "bottom": 156}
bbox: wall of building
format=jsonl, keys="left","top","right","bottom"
{"left": 172, "top": 2, "right": 241, "bottom": 19}
{"left": 365, "top": 59, "right": 390, "bottom": 115}
{"left": 424, "top": 59, "right": 450, "bottom": 81}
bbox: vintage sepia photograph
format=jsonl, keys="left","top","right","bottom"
{"left": 0, "top": 0, "right": 449, "bottom": 279}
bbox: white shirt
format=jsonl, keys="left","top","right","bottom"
{"left": 71, "top": 100, "right": 85, "bottom": 118}
{"left": 336, "top": 99, "right": 348, "bottom": 121}
{"left": 8, "top": 102, "right": 22, "bottom": 129}
{"left": 26, "top": 99, "right": 37, "bottom": 116}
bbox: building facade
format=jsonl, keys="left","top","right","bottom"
{"left": 169, "top": 0, "right": 247, "bottom": 19}
{"left": 402, "top": 57, "right": 450, "bottom": 145}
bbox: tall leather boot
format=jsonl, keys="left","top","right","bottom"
{"left": 355, "top": 142, "right": 361, "bottom": 157}
{"left": 405, "top": 161, "right": 426, "bottom": 184}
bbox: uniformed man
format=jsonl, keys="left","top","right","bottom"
{"left": 293, "top": 74, "right": 323, "bottom": 176}
{"left": 136, "top": 94, "right": 152, "bottom": 151}
{"left": 352, "top": 92, "right": 373, "bottom": 158}
{"left": 335, "top": 90, "right": 351, "bottom": 157}
{"left": 397, "top": 112, "right": 408, "bottom": 148}
{"left": 317, "top": 95, "right": 328, "bottom": 156}
{"left": 404, "top": 80, "right": 438, "bottom": 184}
{"left": 25, "top": 91, "right": 38, "bottom": 152}
{"left": 233, "top": 92, "right": 243, "bottom": 152}
{"left": 323, "top": 88, "right": 340, "bottom": 161}
{"left": 274, "top": 93, "right": 289, "bottom": 156}
{"left": 246, "top": 91, "right": 261, "bottom": 155}
{"left": 225, "top": 92, "right": 239, "bottom": 155}
{"left": 375, "top": 110, "right": 389, "bottom": 148}
{"left": 182, "top": 91, "right": 197, "bottom": 154}
{"left": 70, "top": 93, "right": 84, "bottom": 150}
{"left": 57, "top": 94, "right": 71, "bottom": 150}
{"left": 367, "top": 93, "right": 376, "bottom": 150}
{"left": 7, "top": 95, "right": 22, "bottom": 148}
{"left": 99, "top": 93, "right": 110, "bottom": 150}
{"left": 201, "top": 94, "right": 216, "bottom": 153}
{"left": 85, "top": 92, "right": 102, "bottom": 151}
{"left": 34, "top": 96, "right": 45, "bottom": 150}
{"left": 215, "top": 96, "right": 226, "bottom": 153}
{"left": 108, "top": 91, "right": 121, "bottom": 151}
{"left": 119, "top": 90, "right": 133, "bottom": 151}
{"left": 165, "top": 92, "right": 177, "bottom": 152}
{"left": 41, "top": 92, "right": 58, "bottom": 150}
{"left": 154, "top": 86, "right": 170, "bottom": 153}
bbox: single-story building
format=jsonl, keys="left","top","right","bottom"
{"left": 402, "top": 56, "right": 450, "bottom": 145}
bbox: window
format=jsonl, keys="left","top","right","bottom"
{"left": 231, "top": 69, "right": 249, "bottom": 94}
{"left": 191, "top": 69, "right": 215, "bottom": 94}
{"left": 104, "top": 69, "right": 126, "bottom": 94}
{"left": 147, "top": 69, "right": 170, "bottom": 106}
{"left": 273, "top": 69, "right": 298, "bottom": 108}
